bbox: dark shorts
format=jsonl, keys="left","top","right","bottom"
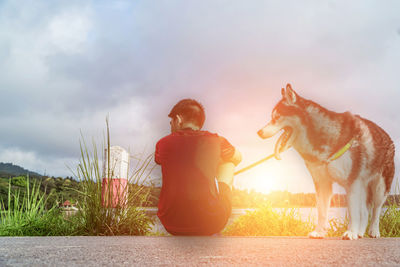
{"left": 165, "top": 182, "right": 232, "bottom": 236}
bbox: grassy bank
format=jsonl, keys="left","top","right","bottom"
{"left": 225, "top": 182, "right": 400, "bottom": 237}
{"left": 0, "top": 176, "right": 78, "bottom": 236}
{"left": 2, "top": 181, "right": 399, "bottom": 236}
{"left": 223, "top": 205, "right": 314, "bottom": 236}
{"left": 0, "top": 121, "right": 154, "bottom": 236}
{"left": 223, "top": 204, "right": 400, "bottom": 237}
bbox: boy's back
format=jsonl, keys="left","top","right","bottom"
{"left": 155, "top": 128, "right": 234, "bottom": 235}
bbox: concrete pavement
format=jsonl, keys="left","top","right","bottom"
{"left": 1, "top": 236, "right": 400, "bottom": 266}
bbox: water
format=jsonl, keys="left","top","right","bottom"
{"left": 281, "top": 207, "right": 349, "bottom": 222}
{"left": 147, "top": 207, "right": 350, "bottom": 234}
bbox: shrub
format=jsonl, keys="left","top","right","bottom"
{"left": 11, "top": 176, "right": 27, "bottom": 187}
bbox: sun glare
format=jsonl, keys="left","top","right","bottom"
{"left": 236, "top": 166, "right": 279, "bottom": 194}
{"left": 252, "top": 172, "right": 276, "bottom": 193}
{"left": 234, "top": 150, "right": 314, "bottom": 194}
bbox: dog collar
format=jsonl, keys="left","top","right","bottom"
{"left": 328, "top": 138, "right": 355, "bottom": 162}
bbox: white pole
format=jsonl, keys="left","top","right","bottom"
{"left": 101, "top": 146, "right": 129, "bottom": 208}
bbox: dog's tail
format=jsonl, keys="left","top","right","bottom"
{"left": 383, "top": 141, "right": 395, "bottom": 194}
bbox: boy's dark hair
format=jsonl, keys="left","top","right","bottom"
{"left": 168, "top": 99, "right": 205, "bottom": 128}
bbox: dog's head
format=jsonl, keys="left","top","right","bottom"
{"left": 258, "top": 83, "right": 305, "bottom": 160}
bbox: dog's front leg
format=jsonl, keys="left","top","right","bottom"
{"left": 306, "top": 163, "right": 333, "bottom": 239}
{"left": 309, "top": 177, "right": 333, "bottom": 238}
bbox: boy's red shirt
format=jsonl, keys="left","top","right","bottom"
{"left": 155, "top": 128, "right": 235, "bottom": 233}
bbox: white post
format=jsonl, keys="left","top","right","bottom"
{"left": 101, "top": 146, "right": 129, "bottom": 208}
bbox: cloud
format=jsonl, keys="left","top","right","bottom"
{"left": 0, "top": 0, "right": 399, "bottom": 194}
{"left": 47, "top": 9, "right": 92, "bottom": 54}
{"left": 0, "top": 146, "right": 76, "bottom": 177}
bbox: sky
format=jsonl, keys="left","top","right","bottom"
{"left": 0, "top": 0, "right": 399, "bottom": 194}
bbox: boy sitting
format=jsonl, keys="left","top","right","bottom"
{"left": 155, "top": 99, "right": 241, "bottom": 235}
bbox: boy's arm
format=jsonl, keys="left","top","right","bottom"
{"left": 155, "top": 140, "right": 162, "bottom": 165}
{"left": 219, "top": 136, "right": 242, "bottom": 166}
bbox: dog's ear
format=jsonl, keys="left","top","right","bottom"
{"left": 281, "top": 88, "right": 285, "bottom": 98}
{"left": 285, "top": 83, "right": 297, "bottom": 104}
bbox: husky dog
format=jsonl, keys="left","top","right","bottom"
{"left": 258, "top": 84, "right": 395, "bottom": 240}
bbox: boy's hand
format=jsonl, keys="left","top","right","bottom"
{"left": 230, "top": 149, "right": 242, "bottom": 166}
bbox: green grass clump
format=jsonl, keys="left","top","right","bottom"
{"left": 223, "top": 204, "right": 314, "bottom": 236}
{"left": 71, "top": 119, "right": 154, "bottom": 236}
{"left": 379, "top": 204, "right": 400, "bottom": 237}
{"left": 224, "top": 204, "right": 400, "bottom": 237}
{"left": 326, "top": 205, "right": 400, "bottom": 238}
{"left": 0, "top": 176, "right": 77, "bottom": 236}
{"left": 326, "top": 217, "right": 348, "bottom": 237}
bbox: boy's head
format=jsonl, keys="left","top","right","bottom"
{"left": 168, "top": 99, "right": 205, "bottom": 132}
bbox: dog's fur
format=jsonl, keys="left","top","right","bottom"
{"left": 258, "top": 84, "right": 395, "bottom": 240}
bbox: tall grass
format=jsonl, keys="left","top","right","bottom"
{"left": 71, "top": 119, "right": 154, "bottom": 235}
{"left": 0, "top": 176, "right": 76, "bottom": 236}
{"left": 225, "top": 179, "right": 400, "bottom": 237}
{"left": 223, "top": 204, "right": 314, "bottom": 236}
{"left": 379, "top": 181, "right": 400, "bottom": 237}
{"left": 224, "top": 203, "right": 400, "bottom": 237}
{"left": 379, "top": 204, "right": 400, "bottom": 237}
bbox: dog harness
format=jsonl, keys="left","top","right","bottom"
{"left": 327, "top": 138, "right": 355, "bottom": 162}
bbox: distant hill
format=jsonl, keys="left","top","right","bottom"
{"left": 0, "top": 162, "right": 42, "bottom": 178}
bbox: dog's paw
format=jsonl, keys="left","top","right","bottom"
{"left": 308, "top": 231, "right": 325, "bottom": 239}
{"left": 368, "top": 228, "right": 380, "bottom": 238}
{"left": 357, "top": 231, "right": 365, "bottom": 239}
{"left": 342, "top": 231, "right": 359, "bottom": 240}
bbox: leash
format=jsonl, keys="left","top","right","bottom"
{"left": 234, "top": 137, "right": 355, "bottom": 175}
{"left": 234, "top": 153, "right": 276, "bottom": 175}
